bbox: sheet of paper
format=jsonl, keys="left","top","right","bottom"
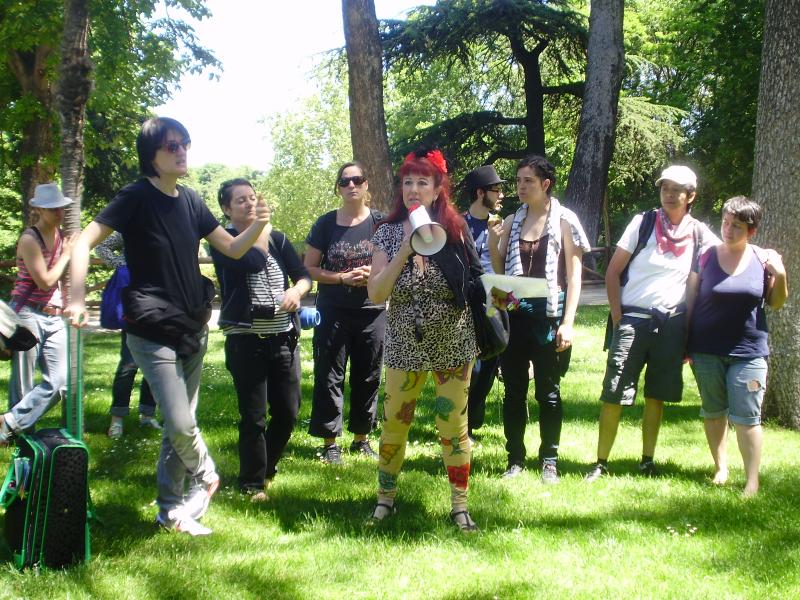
{"left": 480, "top": 273, "right": 549, "bottom": 298}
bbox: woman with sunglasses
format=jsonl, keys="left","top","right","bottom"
{"left": 367, "top": 149, "right": 482, "bottom": 533}
{"left": 304, "top": 162, "right": 386, "bottom": 464}
{"left": 68, "top": 117, "right": 270, "bottom": 536}
{"left": 0, "top": 183, "right": 76, "bottom": 443}
{"left": 211, "top": 179, "right": 311, "bottom": 502}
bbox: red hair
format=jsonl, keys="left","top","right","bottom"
{"left": 382, "top": 155, "right": 466, "bottom": 243}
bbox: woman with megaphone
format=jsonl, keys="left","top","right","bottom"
{"left": 367, "top": 148, "right": 482, "bottom": 533}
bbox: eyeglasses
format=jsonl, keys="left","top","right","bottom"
{"left": 161, "top": 140, "right": 191, "bottom": 154}
{"left": 338, "top": 176, "right": 367, "bottom": 187}
{"left": 487, "top": 187, "right": 502, "bottom": 194}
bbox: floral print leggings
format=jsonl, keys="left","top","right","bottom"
{"left": 377, "top": 364, "right": 473, "bottom": 511}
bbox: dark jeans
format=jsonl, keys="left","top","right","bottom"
{"left": 309, "top": 306, "right": 386, "bottom": 439}
{"left": 500, "top": 314, "right": 563, "bottom": 465}
{"left": 110, "top": 331, "right": 156, "bottom": 417}
{"left": 467, "top": 355, "right": 499, "bottom": 433}
{"left": 225, "top": 332, "right": 301, "bottom": 491}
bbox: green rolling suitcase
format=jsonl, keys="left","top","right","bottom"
{"left": 1, "top": 326, "right": 90, "bottom": 569}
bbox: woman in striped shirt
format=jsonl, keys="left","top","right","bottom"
{"left": 211, "top": 179, "right": 311, "bottom": 501}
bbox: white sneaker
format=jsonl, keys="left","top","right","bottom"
{"left": 155, "top": 511, "right": 212, "bottom": 536}
{"left": 184, "top": 473, "right": 221, "bottom": 521}
{"left": 107, "top": 420, "right": 123, "bottom": 439}
{"left": 139, "top": 415, "right": 162, "bottom": 430}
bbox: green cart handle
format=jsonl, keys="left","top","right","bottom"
{"left": 0, "top": 447, "right": 21, "bottom": 508}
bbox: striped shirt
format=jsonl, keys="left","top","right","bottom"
{"left": 12, "top": 227, "right": 63, "bottom": 308}
{"left": 504, "top": 197, "right": 590, "bottom": 317}
{"left": 223, "top": 253, "right": 292, "bottom": 336}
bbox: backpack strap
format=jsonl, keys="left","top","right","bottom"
{"left": 749, "top": 244, "right": 772, "bottom": 306}
{"left": 619, "top": 209, "right": 657, "bottom": 287}
{"left": 316, "top": 209, "right": 339, "bottom": 267}
{"left": 690, "top": 220, "right": 704, "bottom": 273}
{"left": 697, "top": 245, "right": 715, "bottom": 275}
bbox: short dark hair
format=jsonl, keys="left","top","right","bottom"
{"left": 467, "top": 184, "right": 500, "bottom": 204}
{"left": 517, "top": 155, "right": 556, "bottom": 196}
{"left": 722, "top": 195, "right": 762, "bottom": 231}
{"left": 136, "top": 117, "right": 191, "bottom": 177}
{"left": 217, "top": 178, "right": 254, "bottom": 210}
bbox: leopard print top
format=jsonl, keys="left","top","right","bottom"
{"left": 372, "top": 223, "right": 478, "bottom": 371}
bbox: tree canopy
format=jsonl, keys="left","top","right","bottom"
{"left": 0, "top": 0, "right": 219, "bottom": 227}
{"left": 381, "top": 0, "right": 587, "bottom": 163}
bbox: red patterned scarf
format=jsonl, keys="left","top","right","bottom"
{"left": 655, "top": 208, "right": 695, "bottom": 257}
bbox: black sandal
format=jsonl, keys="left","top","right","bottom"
{"left": 366, "top": 502, "right": 396, "bottom": 525}
{"left": 450, "top": 509, "right": 479, "bottom": 533}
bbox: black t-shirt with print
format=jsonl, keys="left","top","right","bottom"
{"left": 306, "top": 209, "right": 384, "bottom": 309}
{"left": 95, "top": 178, "right": 219, "bottom": 314}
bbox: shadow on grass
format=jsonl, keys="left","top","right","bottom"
{"left": 4, "top": 323, "right": 798, "bottom": 596}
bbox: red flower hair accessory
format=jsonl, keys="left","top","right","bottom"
{"left": 425, "top": 149, "right": 448, "bottom": 175}
{"left": 403, "top": 149, "right": 449, "bottom": 175}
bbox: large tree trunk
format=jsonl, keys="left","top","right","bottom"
{"left": 342, "top": 0, "right": 394, "bottom": 213}
{"left": 58, "top": 0, "right": 92, "bottom": 233}
{"left": 58, "top": 0, "right": 92, "bottom": 437}
{"left": 7, "top": 46, "right": 57, "bottom": 225}
{"left": 752, "top": 0, "right": 800, "bottom": 429}
{"left": 564, "top": 0, "right": 624, "bottom": 246}
{"left": 509, "top": 35, "right": 547, "bottom": 156}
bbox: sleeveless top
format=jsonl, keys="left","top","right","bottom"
{"left": 688, "top": 246, "right": 769, "bottom": 358}
{"left": 12, "top": 227, "right": 64, "bottom": 308}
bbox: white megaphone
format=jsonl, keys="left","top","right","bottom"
{"left": 408, "top": 202, "right": 447, "bottom": 256}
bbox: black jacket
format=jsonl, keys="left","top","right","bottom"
{"left": 122, "top": 275, "right": 215, "bottom": 357}
{"left": 426, "top": 228, "right": 484, "bottom": 309}
{"left": 210, "top": 228, "right": 311, "bottom": 332}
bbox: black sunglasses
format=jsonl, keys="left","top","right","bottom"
{"left": 338, "top": 176, "right": 367, "bottom": 187}
{"left": 161, "top": 140, "right": 191, "bottom": 154}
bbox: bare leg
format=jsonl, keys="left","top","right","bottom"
{"left": 703, "top": 416, "right": 729, "bottom": 484}
{"left": 597, "top": 402, "right": 622, "bottom": 461}
{"left": 642, "top": 397, "right": 664, "bottom": 458}
{"left": 735, "top": 424, "right": 762, "bottom": 497}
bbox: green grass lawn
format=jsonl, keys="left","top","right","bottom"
{"left": 1, "top": 305, "right": 799, "bottom": 599}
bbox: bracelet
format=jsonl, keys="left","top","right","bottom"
{"left": 339, "top": 273, "right": 344, "bottom": 285}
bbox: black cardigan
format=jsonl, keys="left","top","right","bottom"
{"left": 210, "top": 228, "right": 311, "bottom": 331}
{"left": 425, "top": 228, "right": 484, "bottom": 309}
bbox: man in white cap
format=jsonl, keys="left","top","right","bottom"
{"left": 585, "top": 165, "right": 719, "bottom": 481}
{"left": 462, "top": 165, "right": 505, "bottom": 440}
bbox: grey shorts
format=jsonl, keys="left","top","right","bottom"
{"left": 690, "top": 353, "right": 767, "bottom": 426}
{"left": 600, "top": 312, "right": 687, "bottom": 406}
